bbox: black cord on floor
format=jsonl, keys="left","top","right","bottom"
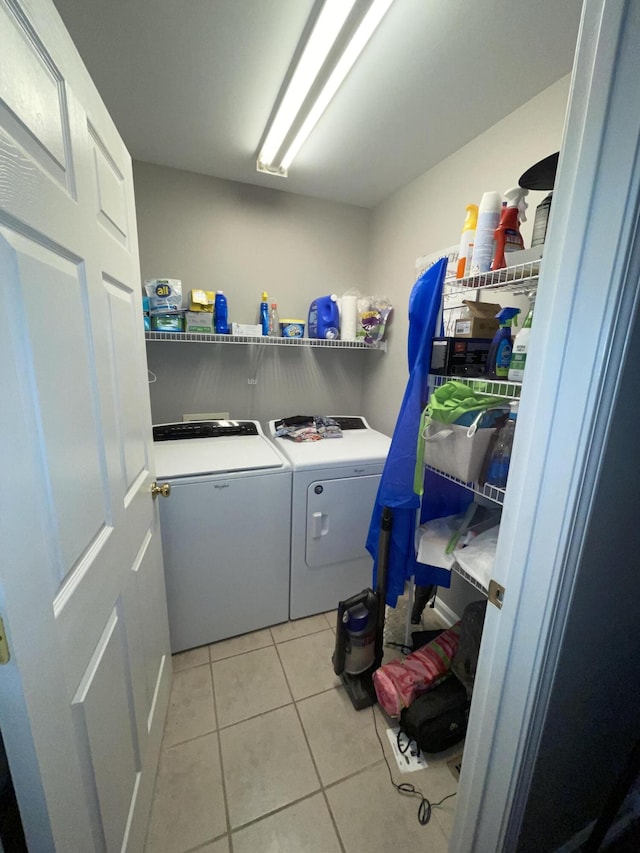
{"left": 371, "top": 706, "right": 457, "bottom": 826}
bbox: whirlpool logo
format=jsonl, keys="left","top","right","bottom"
{"left": 214, "top": 483, "right": 230, "bottom": 490}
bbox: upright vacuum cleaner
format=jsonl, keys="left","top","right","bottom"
{"left": 332, "top": 506, "right": 392, "bottom": 710}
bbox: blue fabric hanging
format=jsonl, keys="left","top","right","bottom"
{"left": 366, "top": 258, "right": 470, "bottom": 606}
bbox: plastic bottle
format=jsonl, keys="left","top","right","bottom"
{"left": 486, "top": 401, "right": 518, "bottom": 487}
{"left": 531, "top": 192, "right": 553, "bottom": 247}
{"left": 491, "top": 187, "right": 529, "bottom": 270}
{"left": 259, "top": 291, "right": 269, "bottom": 335}
{"left": 456, "top": 204, "right": 478, "bottom": 279}
{"left": 508, "top": 296, "right": 534, "bottom": 381}
{"left": 469, "top": 191, "right": 502, "bottom": 276}
{"left": 486, "top": 307, "right": 520, "bottom": 378}
{"left": 308, "top": 294, "right": 339, "bottom": 339}
{"left": 214, "top": 291, "right": 229, "bottom": 334}
{"left": 268, "top": 299, "right": 280, "bottom": 337}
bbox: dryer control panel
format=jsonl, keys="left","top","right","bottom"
{"left": 153, "top": 421, "right": 259, "bottom": 441}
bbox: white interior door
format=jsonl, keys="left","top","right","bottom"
{"left": 0, "top": 0, "right": 171, "bottom": 849}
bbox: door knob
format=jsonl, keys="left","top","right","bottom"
{"left": 151, "top": 481, "right": 171, "bottom": 499}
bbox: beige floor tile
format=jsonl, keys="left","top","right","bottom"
{"left": 172, "top": 645, "right": 210, "bottom": 672}
{"left": 219, "top": 705, "right": 319, "bottom": 829}
{"left": 270, "top": 614, "right": 329, "bottom": 643}
{"left": 212, "top": 646, "right": 291, "bottom": 728}
{"left": 145, "top": 734, "right": 226, "bottom": 852}
{"left": 323, "top": 610, "right": 337, "bottom": 631}
{"left": 326, "top": 762, "right": 449, "bottom": 853}
{"left": 163, "top": 665, "right": 216, "bottom": 748}
{"left": 277, "top": 629, "right": 341, "bottom": 700}
{"left": 208, "top": 628, "right": 273, "bottom": 662}
{"left": 297, "top": 687, "right": 382, "bottom": 785}
{"left": 196, "top": 837, "right": 229, "bottom": 853}
{"left": 232, "top": 792, "right": 341, "bottom": 853}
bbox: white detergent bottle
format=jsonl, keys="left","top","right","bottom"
{"left": 469, "top": 191, "right": 502, "bottom": 275}
{"left": 508, "top": 294, "right": 535, "bottom": 382}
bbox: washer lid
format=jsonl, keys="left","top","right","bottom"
{"left": 154, "top": 433, "right": 289, "bottom": 478}
{"left": 268, "top": 419, "right": 390, "bottom": 471}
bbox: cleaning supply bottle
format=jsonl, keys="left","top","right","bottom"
{"left": 214, "top": 290, "right": 229, "bottom": 334}
{"left": 508, "top": 295, "right": 534, "bottom": 381}
{"left": 308, "top": 294, "right": 339, "bottom": 339}
{"left": 259, "top": 291, "right": 269, "bottom": 335}
{"left": 456, "top": 203, "right": 478, "bottom": 279}
{"left": 491, "top": 187, "right": 529, "bottom": 270}
{"left": 531, "top": 192, "right": 553, "bottom": 247}
{"left": 469, "top": 191, "right": 502, "bottom": 276}
{"left": 268, "top": 299, "right": 280, "bottom": 337}
{"left": 486, "top": 307, "right": 520, "bottom": 378}
{"left": 486, "top": 401, "right": 518, "bottom": 487}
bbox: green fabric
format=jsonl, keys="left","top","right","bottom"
{"left": 414, "top": 380, "right": 506, "bottom": 494}
{"left": 425, "top": 380, "right": 505, "bottom": 425}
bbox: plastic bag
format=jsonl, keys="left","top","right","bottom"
{"left": 357, "top": 295, "right": 393, "bottom": 344}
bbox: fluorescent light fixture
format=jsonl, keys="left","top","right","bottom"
{"left": 257, "top": 0, "right": 394, "bottom": 177}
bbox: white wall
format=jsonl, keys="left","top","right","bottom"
{"left": 362, "top": 76, "right": 571, "bottom": 617}
{"left": 134, "top": 162, "right": 372, "bottom": 424}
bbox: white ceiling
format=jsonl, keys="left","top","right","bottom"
{"left": 52, "top": 0, "right": 583, "bottom": 209}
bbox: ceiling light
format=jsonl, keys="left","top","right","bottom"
{"left": 257, "top": 0, "right": 394, "bottom": 177}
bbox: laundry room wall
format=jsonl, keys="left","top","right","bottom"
{"left": 134, "top": 162, "right": 373, "bottom": 424}
{"left": 361, "top": 75, "right": 572, "bottom": 619}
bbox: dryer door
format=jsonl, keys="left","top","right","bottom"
{"left": 305, "top": 475, "right": 380, "bottom": 567}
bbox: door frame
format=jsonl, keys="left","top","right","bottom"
{"left": 451, "top": 0, "right": 640, "bottom": 848}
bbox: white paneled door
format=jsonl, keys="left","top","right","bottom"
{"left": 0, "top": 0, "right": 172, "bottom": 850}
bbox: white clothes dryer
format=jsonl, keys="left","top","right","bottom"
{"left": 153, "top": 420, "right": 291, "bottom": 652}
{"left": 267, "top": 417, "right": 391, "bottom": 620}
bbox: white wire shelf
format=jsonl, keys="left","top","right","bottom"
{"left": 444, "top": 259, "right": 540, "bottom": 297}
{"left": 145, "top": 331, "right": 386, "bottom": 351}
{"left": 425, "top": 464, "right": 506, "bottom": 506}
{"left": 429, "top": 374, "right": 522, "bottom": 399}
{"left": 451, "top": 560, "right": 489, "bottom": 597}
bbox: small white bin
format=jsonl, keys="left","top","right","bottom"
{"left": 423, "top": 420, "right": 495, "bottom": 483}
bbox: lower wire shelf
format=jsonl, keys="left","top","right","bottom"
{"left": 451, "top": 560, "right": 489, "bottom": 597}
{"left": 425, "top": 465, "right": 506, "bottom": 506}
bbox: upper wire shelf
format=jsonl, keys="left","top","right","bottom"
{"left": 145, "top": 331, "right": 386, "bottom": 351}
{"left": 444, "top": 259, "right": 540, "bottom": 297}
{"left": 424, "top": 464, "right": 506, "bottom": 506}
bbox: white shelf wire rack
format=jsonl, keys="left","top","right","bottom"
{"left": 144, "top": 331, "right": 386, "bottom": 351}
{"left": 429, "top": 374, "right": 522, "bottom": 399}
{"left": 444, "top": 259, "right": 540, "bottom": 298}
{"left": 424, "top": 464, "right": 506, "bottom": 506}
{"left": 450, "top": 560, "right": 489, "bottom": 597}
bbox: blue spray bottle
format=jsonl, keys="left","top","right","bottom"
{"left": 486, "top": 307, "right": 520, "bottom": 378}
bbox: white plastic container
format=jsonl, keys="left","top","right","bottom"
{"left": 469, "top": 191, "right": 502, "bottom": 276}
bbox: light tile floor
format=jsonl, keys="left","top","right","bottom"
{"left": 145, "top": 610, "right": 462, "bottom": 853}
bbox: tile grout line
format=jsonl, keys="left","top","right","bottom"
{"left": 273, "top": 640, "right": 348, "bottom": 853}
{"left": 209, "top": 657, "right": 235, "bottom": 853}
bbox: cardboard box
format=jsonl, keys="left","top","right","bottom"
{"left": 454, "top": 301, "right": 501, "bottom": 338}
{"left": 231, "top": 323, "right": 262, "bottom": 337}
{"left": 430, "top": 337, "right": 492, "bottom": 377}
{"left": 185, "top": 310, "right": 214, "bottom": 333}
{"left": 189, "top": 289, "right": 215, "bottom": 312}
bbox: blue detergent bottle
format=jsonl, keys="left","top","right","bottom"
{"left": 214, "top": 290, "right": 229, "bottom": 334}
{"left": 486, "top": 307, "right": 520, "bottom": 378}
{"left": 308, "top": 294, "right": 339, "bottom": 339}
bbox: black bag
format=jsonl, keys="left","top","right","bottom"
{"left": 399, "top": 676, "right": 469, "bottom": 754}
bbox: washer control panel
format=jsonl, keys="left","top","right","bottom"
{"left": 153, "top": 421, "right": 259, "bottom": 441}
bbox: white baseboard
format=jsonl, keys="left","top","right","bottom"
{"left": 433, "top": 595, "right": 460, "bottom": 627}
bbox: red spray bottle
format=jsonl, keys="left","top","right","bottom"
{"left": 491, "top": 187, "right": 529, "bottom": 270}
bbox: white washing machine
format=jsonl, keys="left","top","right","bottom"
{"left": 153, "top": 420, "right": 291, "bottom": 652}
{"left": 267, "top": 417, "right": 391, "bottom": 620}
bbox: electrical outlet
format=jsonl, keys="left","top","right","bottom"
{"left": 247, "top": 378, "right": 257, "bottom": 385}
{"left": 183, "top": 412, "right": 230, "bottom": 421}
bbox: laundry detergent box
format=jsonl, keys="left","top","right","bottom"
{"left": 189, "top": 289, "right": 215, "bottom": 312}
{"left": 185, "top": 310, "right": 214, "bottom": 333}
{"left": 430, "top": 337, "right": 492, "bottom": 377}
{"left": 145, "top": 278, "right": 183, "bottom": 314}
{"left": 151, "top": 312, "right": 185, "bottom": 332}
{"left": 454, "top": 301, "right": 501, "bottom": 338}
